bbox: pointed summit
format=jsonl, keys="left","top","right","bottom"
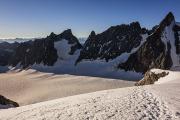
{"left": 87, "top": 31, "right": 96, "bottom": 41}
{"left": 61, "top": 29, "right": 72, "bottom": 36}
{"left": 166, "top": 12, "right": 175, "bottom": 20}
{"left": 90, "top": 31, "right": 96, "bottom": 37}
{"left": 159, "top": 12, "right": 175, "bottom": 29}
{"left": 48, "top": 32, "right": 57, "bottom": 39}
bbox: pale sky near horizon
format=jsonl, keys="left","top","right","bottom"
{"left": 0, "top": 0, "right": 180, "bottom": 39}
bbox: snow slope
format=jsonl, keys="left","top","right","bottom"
{"left": 161, "top": 20, "right": 179, "bottom": 67}
{"left": 0, "top": 69, "right": 134, "bottom": 106}
{"left": 0, "top": 69, "right": 179, "bottom": 120}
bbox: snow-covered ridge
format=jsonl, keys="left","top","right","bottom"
{"left": 32, "top": 38, "right": 143, "bottom": 80}
{"left": 161, "top": 20, "right": 179, "bottom": 67}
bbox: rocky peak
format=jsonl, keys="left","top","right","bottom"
{"left": 89, "top": 31, "right": 96, "bottom": 38}
{"left": 118, "top": 12, "right": 177, "bottom": 73}
{"left": 76, "top": 21, "right": 146, "bottom": 64}
{"left": 155, "top": 12, "right": 175, "bottom": 34}
{"left": 84, "top": 31, "right": 96, "bottom": 44}
{"left": 7, "top": 29, "right": 83, "bottom": 68}
{"left": 163, "top": 12, "right": 175, "bottom": 25}
{"left": 129, "top": 22, "right": 141, "bottom": 31}
{"left": 60, "top": 29, "right": 72, "bottom": 37}
{"left": 47, "top": 32, "right": 57, "bottom": 39}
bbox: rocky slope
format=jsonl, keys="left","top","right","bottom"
{"left": 119, "top": 12, "right": 180, "bottom": 73}
{"left": 76, "top": 12, "right": 179, "bottom": 73}
{"left": 0, "top": 42, "right": 19, "bottom": 66}
{"left": 0, "top": 12, "right": 179, "bottom": 74}
{"left": 5, "top": 29, "right": 82, "bottom": 68}
{"left": 76, "top": 22, "right": 149, "bottom": 64}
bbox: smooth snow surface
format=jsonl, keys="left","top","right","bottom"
{"left": 0, "top": 69, "right": 179, "bottom": 120}
{"left": 0, "top": 69, "right": 134, "bottom": 106}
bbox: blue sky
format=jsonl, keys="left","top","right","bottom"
{"left": 0, "top": 0, "right": 179, "bottom": 38}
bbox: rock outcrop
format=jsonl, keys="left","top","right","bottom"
{"left": 135, "top": 71, "right": 169, "bottom": 86}
{"left": 0, "top": 42, "right": 19, "bottom": 66}
{"left": 0, "top": 95, "right": 19, "bottom": 109}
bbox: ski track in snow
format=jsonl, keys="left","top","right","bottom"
{"left": 0, "top": 86, "right": 177, "bottom": 120}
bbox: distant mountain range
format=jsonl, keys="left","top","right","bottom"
{"left": 0, "top": 38, "right": 36, "bottom": 43}
{"left": 0, "top": 37, "right": 87, "bottom": 44}
{"left": 0, "top": 12, "right": 179, "bottom": 75}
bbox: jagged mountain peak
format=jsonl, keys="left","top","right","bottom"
{"left": 90, "top": 31, "right": 96, "bottom": 37}
{"left": 155, "top": 12, "right": 175, "bottom": 33}
{"left": 165, "top": 12, "right": 175, "bottom": 22}
{"left": 0, "top": 12, "right": 179, "bottom": 75}
{"left": 76, "top": 21, "right": 145, "bottom": 64}
{"left": 60, "top": 29, "right": 73, "bottom": 36}
{"left": 118, "top": 12, "right": 179, "bottom": 73}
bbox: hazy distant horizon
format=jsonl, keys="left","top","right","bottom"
{"left": 0, "top": 0, "right": 180, "bottom": 39}
{"left": 0, "top": 37, "right": 87, "bottom": 44}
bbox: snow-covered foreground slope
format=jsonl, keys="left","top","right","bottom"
{"left": 0, "top": 69, "right": 134, "bottom": 106}
{"left": 0, "top": 70, "right": 179, "bottom": 120}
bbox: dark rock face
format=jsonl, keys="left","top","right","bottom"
{"left": 5, "top": 29, "right": 82, "bottom": 68}
{"left": 174, "top": 24, "right": 180, "bottom": 54}
{"left": 76, "top": 22, "right": 147, "bottom": 64}
{"left": 0, "top": 42, "right": 19, "bottom": 66}
{"left": 47, "top": 29, "right": 82, "bottom": 55}
{"left": 118, "top": 12, "right": 175, "bottom": 73}
{"left": 9, "top": 39, "right": 58, "bottom": 68}
{"left": 0, "top": 12, "right": 178, "bottom": 74}
{"left": 0, "top": 95, "right": 19, "bottom": 109}
{"left": 135, "top": 71, "right": 169, "bottom": 86}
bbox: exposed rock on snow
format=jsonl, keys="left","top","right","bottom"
{"left": 135, "top": 70, "right": 169, "bottom": 86}
{"left": 0, "top": 95, "right": 19, "bottom": 109}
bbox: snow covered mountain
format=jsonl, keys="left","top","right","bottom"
{"left": 119, "top": 12, "right": 180, "bottom": 73}
{"left": 0, "top": 12, "right": 179, "bottom": 76}
{"left": 2, "top": 29, "right": 82, "bottom": 68}
{"left": 77, "top": 12, "right": 180, "bottom": 73}
{"left": 76, "top": 22, "right": 149, "bottom": 64}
